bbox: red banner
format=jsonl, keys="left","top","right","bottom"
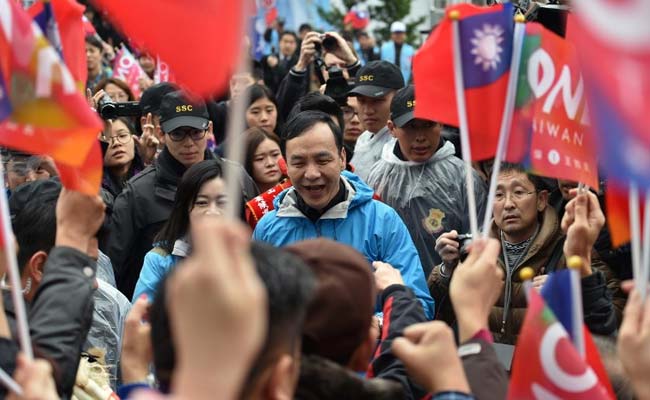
{"left": 112, "top": 45, "right": 147, "bottom": 99}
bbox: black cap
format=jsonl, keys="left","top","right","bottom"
{"left": 390, "top": 85, "right": 418, "bottom": 128}
{"left": 9, "top": 178, "right": 61, "bottom": 219}
{"left": 159, "top": 91, "right": 210, "bottom": 133}
{"left": 140, "top": 82, "right": 179, "bottom": 116}
{"left": 349, "top": 60, "right": 404, "bottom": 98}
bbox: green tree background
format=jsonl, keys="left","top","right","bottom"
{"left": 317, "top": 0, "right": 426, "bottom": 46}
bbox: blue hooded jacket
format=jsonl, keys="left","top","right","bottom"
{"left": 253, "top": 171, "right": 435, "bottom": 319}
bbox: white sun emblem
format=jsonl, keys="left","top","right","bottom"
{"left": 470, "top": 24, "right": 505, "bottom": 71}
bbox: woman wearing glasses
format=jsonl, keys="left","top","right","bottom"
{"left": 101, "top": 118, "right": 145, "bottom": 198}
{"left": 132, "top": 160, "right": 227, "bottom": 301}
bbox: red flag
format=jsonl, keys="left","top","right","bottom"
{"left": 0, "top": 0, "right": 102, "bottom": 167}
{"left": 604, "top": 183, "right": 647, "bottom": 248}
{"left": 112, "top": 45, "right": 146, "bottom": 99}
{"left": 1, "top": 0, "right": 102, "bottom": 195}
{"left": 508, "top": 290, "right": 612, "bottom": 399}
{"left": 28, "top": 0, "right": 87, "bottom": 88}
{"left": 91, "top": 0, "right": 245, "bottom": 97}
{"left": 569, "top": 1, "right": 650, "bottom": 189}
{"left": 505, "top": 23, "right": 598, "bottom": 189}
{"left": 56, "top": 139, "right": 102, "bottom": 195}
{"left": 413, "top": 3, "right": 513, "bottom": 161}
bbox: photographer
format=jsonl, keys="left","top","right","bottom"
{"left": 275, "top": 31, "right": 361, "bottom": 123}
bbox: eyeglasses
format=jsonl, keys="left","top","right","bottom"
{"left": 494, "top": 189, "right": 537, "bottom": 203}
{"left": 101, "top": 132, "right": 132, "bottom": 145}
{"left": 341, "top": 106, "right": 359, "bottom": 121}
{"left": 168, "top": 128, "right": 207, "bottom": 142}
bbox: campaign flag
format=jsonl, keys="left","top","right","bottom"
{"left": 541, "top": 270, "right": 616, "bottom": 399}
{"left": 91, "top": 0, "right": 245, "bottom": 97}
{"left": 29, "top": 0, "right": 87, "bottom": 89}
{"left": 112, "top": 45, "right": 147, "bottom": 99}
{"left": 508, "top": 289, "right": 612, "bottom": 399}
{"left": 0, "top": 69, "right": 10, "bottom": 122}
{"left": 0, "top": 0, "right": 102, "bottom": 168}
{"left": 505, "top": 23, "right": 598, "bottom": 189}
{"left": 56, "top": 139, "right": 102, "bottom": 195}
{"left": 82, "top": 15, "right": 96, "bottom": 36}
{"left": 413, "top": 3, "right": 514, "bottom": 161}
{"left": 570, "top": 1, "right": 650, "bottom": 189}
{"left": 29, "top": 0, "right": 63, "bottom": 55}
{"left": 154, "top": 56, "right": 175, "bottom": 84}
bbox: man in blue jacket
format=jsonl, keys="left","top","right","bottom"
{"left": 380, "top": 22, "right": 415, "bottom": 84}
{"left": 253, "top": 110, "right": 434, "bottom": 319}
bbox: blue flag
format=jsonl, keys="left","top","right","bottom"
{"left": 541, "top": 269, "right": 578, "bottom": 341}
{"left": 458, "top": 2, "right": 514, "bottom": 89}
{"left": 0, "top": 69, "right": 10, "bottom": 123}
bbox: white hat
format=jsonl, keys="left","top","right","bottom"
{"left": 390, "top": 21, "right": 406, "bottom": 33}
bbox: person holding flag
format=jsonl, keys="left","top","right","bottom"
{"left": 430, "top": 163, "right": 624, "bottom": 344}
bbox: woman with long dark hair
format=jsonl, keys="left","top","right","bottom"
{"left": 245, "top": 84, "right": 280, "bottom": 136}
{"left": 132, "top": 160, "right": 226, "bottom": 301}
{"left": 244, "top": 127, "right": 284, "bottom": 193}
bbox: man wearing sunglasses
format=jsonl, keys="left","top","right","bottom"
{"left": 103, "top": 90, "right": 258, "bottom": 298}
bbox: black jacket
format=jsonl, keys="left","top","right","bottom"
{"left": 368, "top": 285, "right": 429, "bottom": 400}
{"left": 102, "top": 147, "right": 259, "bottom": 298}
{"left": 2, "top": 247, "right": 97, "bottom": 399}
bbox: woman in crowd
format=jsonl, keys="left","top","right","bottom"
{"left": 101, "top": 117, "right": 157, "bottom": 198}
{"left": 94, "top": 78, "right": 135, "bottom": 103}
{"left": 131, "top": 160, "right": 227, "bottom": 301}
{"left": 244, "top": 128, "right": 284, "bottom": 193}
{"left": 245, "top": 84, "right": 280, "bottom": 136}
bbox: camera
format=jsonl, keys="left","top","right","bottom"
{"left": 324, "top": 66, "right": 352, "bottom": 106}
{"left": 98, "top": 94, "right": 141, "bottom": 120}
{"left": 314, "top": 34, "right": 339, "bottom": 54}
{"left": 455, "top": 233, "right": 473, "bottom": 262}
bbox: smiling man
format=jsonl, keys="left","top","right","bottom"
{"left": 367, "top": 85, "right": 486, "bottom": 278}
{"left": 253, "top": 110, "right": 434, "bottom": 319}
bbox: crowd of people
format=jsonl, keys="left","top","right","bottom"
{"left": 2, "top": 3, "right": 650, "bottom": 400}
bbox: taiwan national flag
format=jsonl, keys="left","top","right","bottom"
{"left": 413, "top": 3, "right": 514, "bottom": 161}
{"left": 0, "top": 0, "right": 102, "bottom": 194}
{"left": 508, "top": 289, "right": 612, "bottom": 399}
{"left": 570, "top": 1, "right": 650, "bottom": 189}
{"left": 505, "top": 23, "right": 599, "bottom": 189}
{"left": 541, "top": 270, "right": 616, "bottom": 399}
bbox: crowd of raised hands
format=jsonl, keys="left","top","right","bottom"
{"left": 3, "top": 190, "right": 650, "bottom": 400}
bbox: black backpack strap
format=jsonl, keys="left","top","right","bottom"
{"left": 545, "top": 238, "right": 566, "bottom": 274}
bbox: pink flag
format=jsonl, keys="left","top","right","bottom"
{"left": 154, "top": 55, "right": 175, "bottom": 84}
{"left": 112, "top": 45, "right": 147, "bottom": 99}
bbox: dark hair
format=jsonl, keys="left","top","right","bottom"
{"left": 149, "top": 242, "right": 315, "bottom": 396}
{"left": 288, "top": 92, "right": 345, "bottom": 134}
{"left": 298, "top": 23, "right": 312, "bottom": 33}
{"left": 281, "top": 110, "right": 343, "bottom": 156}
{"left": 94, "top": 77, "right": 136, "bottom": 102}
{"left": 154, "top": 160, "right": 224, "bottom": 253}
{"left": 85, "top": 35, "right": 103, "bottom": 51}
{"left": 279, "top": 30, "right": 298, "bottom": 42}
{"left": 244, "top": 127, "right": 281, "bottom": 179}
{"left": 13, "top": 197, "right": 57, "bottom": 271}
{"left": 245, "top": 84, "right": 281, "bottom": 133}
{"left": 104, "top": 116, "right": 136, "bottom": 136}
{"left": 498, "top": 163, "right": 548, "bottom": 192}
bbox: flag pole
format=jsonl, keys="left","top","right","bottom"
{"left": 481, "top": 14, "right": 526, "bottom": 236}
{"left": 630, "top": 183, "right": 642, "bottom": 297}
{"left": 0, "top": 165, "right": 33, "bottom": 360}
{"left": 0, "top": 367, "right": 22, "bottom": 396}
{"left": 223, "top": 2, "right": 251, "bottom": 219}
{"left": 567, "top": 256, "right": 586, "bottom": 359}
{"left": 450, "top": 10, "right": 479, "bottom": 237}
{"left": 641, "top": 189, "right": 650, "bottom": 301}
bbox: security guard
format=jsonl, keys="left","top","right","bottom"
{"left": 347, "top": 61, "right": 405, "bottom": 182}
{"left": 102, "top": 90, "right": 259, "bottom": 298}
